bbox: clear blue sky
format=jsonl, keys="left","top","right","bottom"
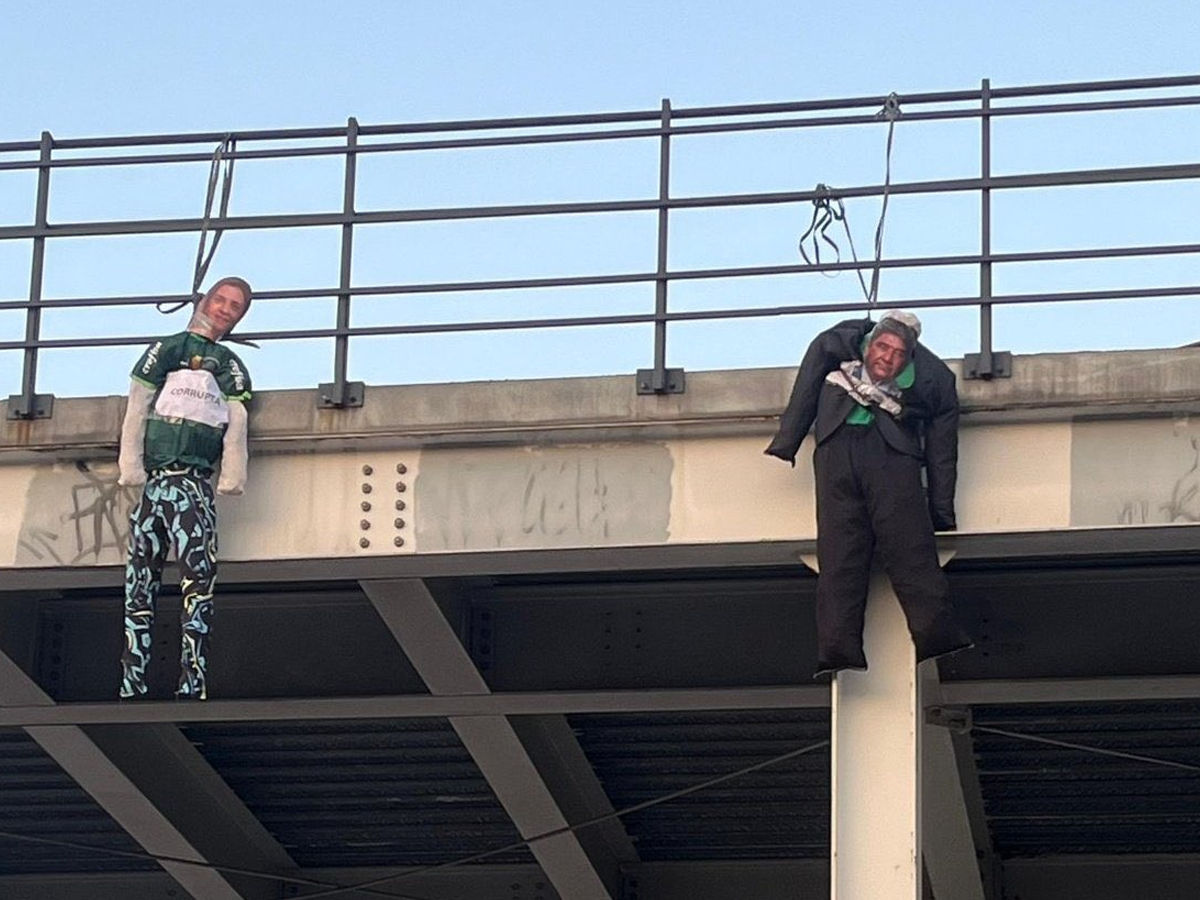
{"left": 3, "top": 1, "right": 1200, "bottom": 396}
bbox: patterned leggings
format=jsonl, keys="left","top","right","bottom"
{"left": 120, "top": 469, "right": 218, "bottom": 699}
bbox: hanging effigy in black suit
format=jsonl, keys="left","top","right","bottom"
{"left": 765, "top": 311, "right": 972, "bottom": 677}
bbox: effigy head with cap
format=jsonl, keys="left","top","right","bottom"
{"left": 863, "top": 310, "right": 921, "bottom": 382}
{"left": 188, "top": 276, "right": 252, "bottom": 342}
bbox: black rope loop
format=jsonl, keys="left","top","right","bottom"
{"left": 798, "top": 183, "right": 848, "bottom": 270}
{"left": 797, "top": 91, "right": 903, "bottom": 307}
{"left": 158, "top": 133, "right": 237, "bottom": 316}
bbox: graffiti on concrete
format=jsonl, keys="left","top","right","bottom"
{"left": 416, "top": 445, "right": 672, "bottom": 551}
{"left": 1158, "top": 437, "right": 1200, "bottom": 523}
{"left": 1073, "top": 421, "right": 1200, "bottom": 526}
{"left": 16, "top": 461, "right": 138, "bottom": 565}
{"left": 1111, "top": 436, "right": 1200, "bottom": 526}
{"left": 1116, "top": 499, "right": 1151, "bottom": 526}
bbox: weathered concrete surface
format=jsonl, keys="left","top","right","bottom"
{"left": 0, "top": 346, "right": 1195, "bottom": 568}
{"left": 954, "top": 346, "right": 1200, "bottom": 418}
{"left": 1071, "top": 417, "right": 1200, "bottom": 526}
{"left": 414, "top": 445, "right": 672, "bottom": 551}
{"left": 2, "top": 346, "right": 1199, "bottom": 458}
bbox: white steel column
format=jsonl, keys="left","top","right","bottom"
{"left": 829, "top": 570, "right": 922, "bottom": 900}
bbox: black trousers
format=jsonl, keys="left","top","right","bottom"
{"left": 813, "top": 424, "right": 970, "bottom": 670}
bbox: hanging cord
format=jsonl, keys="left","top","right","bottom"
{"left": 974, "top": 725, "right": 1200, "bottom": 774}
{"left": 797, "top": 185, "right": 871, "bottom": 298}
{"left": 191, "top": 134, "right": 236, "bottom": 302}
{"left": 157, "top": 134, "right": 237, "bottom": 316}
{"left": 0, "top": 737, "right": 830, "bottom": 900}
{"left": 798, "top": 92, "right": 902, "bottom": 308}
{"left": 158, "top": 133, "right": 259, "bottom": 347}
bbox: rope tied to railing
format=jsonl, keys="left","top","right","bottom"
{"left": 157, "top": 133, "right": 237, "bottom": 317}
{"left": 798, "top": 91, "right": 902, "bottom": 307}
{"left": 157, "top": 135, "right": 258, "bottom": 346}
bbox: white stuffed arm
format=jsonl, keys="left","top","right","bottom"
{"left": 217, "top": 400, "right": 249, "bottom": 495}
{"left": 118, "top": 380, "right": 154, "bottom": 487}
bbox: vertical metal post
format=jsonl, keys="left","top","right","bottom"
{"left": 319, "top": 116, "right": 365, "bottom": 408}
{"left": 965, "top": 78, "right": 1011, "bottom": 379}
{"left": 637, "top": 99, "right": 684, "bottom": 394}
{"left": 979, "top": 79, "right": 993, "bottom": 373}
{"left": 8, "top": 131, "right": 55, "bottom": 419}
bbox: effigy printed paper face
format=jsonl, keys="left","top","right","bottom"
{"left": 188, "top": 280, "right": 250, "bottom": 341}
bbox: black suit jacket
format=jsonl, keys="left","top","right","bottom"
{"left": 764, "top": 318, "right": 960, "bottom": 530}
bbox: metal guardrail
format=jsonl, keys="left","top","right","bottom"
{"left": 2, "top": 74, "right": 1199, "bottom": 418}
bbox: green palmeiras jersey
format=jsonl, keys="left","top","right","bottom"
{"left": 131, "top": 331, "right": 252, "bottom": 473}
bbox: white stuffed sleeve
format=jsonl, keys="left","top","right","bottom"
{"left": 118, "top": 380, "right": 154, "bottom": 487}
{"left": 217, "top": 400, "right": 249, "bottom": 495}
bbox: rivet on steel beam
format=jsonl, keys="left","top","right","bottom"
{"left": 395, "top": 481, "right": 407, "bottom": 493}
{"left": 359, "top": 537, "right": 370, "bottom": 549}
{"left": 360, "top": 519, "right": 371, "bottom": 530}
{"left": 395, "top": 499, "right": 406, "bottom": 511}
{"left": 361, "top": 501, "right": 371, "bottom": 512}
{"left": 396, "top": 462, "right": 407, "bottom": 474}
{"left": 361, "top": 483, "right": 372, "bottom": 494}
{"left": 393, "top": 536, "right": 405, "bottom": 547}
{"left": 394, "top": 518, "right": 405, "bottom": 529}
{"left": 362, "top": 464, "right": 373, "bottom": 476}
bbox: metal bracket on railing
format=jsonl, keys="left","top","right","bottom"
{"left": 925, "top": 705, "right": 973, "bottom": 733}
{"left": 6, "top": 393, "right": 54, "bottom": 420}
{"left": 317, "top": 381, "right": 365, "bottom": 409}
{"left": 963, "top": 350, "right": 1012, "bottom": 380}
{"left": 877, "top": 91, "right": 903, "bottom": 122}
{"left": 636, "top": 368, "right": 685, "bottom": 395}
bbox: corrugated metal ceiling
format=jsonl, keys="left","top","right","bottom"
{"left": 180, "top": 718, "right": 533, "bottom": 869}
{"left": 973, "top": 700, "right": 1200, "bottom": 856}
{"left": 568, "top": 709, "right": 830, "bottom": 861}
{"left": 0, "top": 728, "right": 155, "bottom": 875}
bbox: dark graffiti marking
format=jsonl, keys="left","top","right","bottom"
{"left": 16, "top": 526, "right": 63, "bottom": 564}
{"left": 1160, "top": 438, "right": 1200, "bottom": 523}
{"left": 16, "top": 462, "right": 140, "bottom": 566}
{"left": 416, "top": 446, "right": 671, "bottom": 551}
{"left": 67, "top": 462, "right": 139, "bottom": 563}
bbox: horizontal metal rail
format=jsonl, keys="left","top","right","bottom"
{"left": 4, "top": 94, "right": 1200, "bottom": 173}
{"left": 4, "top": 72, "right": 1198, "bottom": 156}
{"left": 3, "top": 241, "right": 1200, "bottom": 312}
{"left": 2, "top": 284, "right": 1197, "bottom": 353}
{"left": 2, "top": 162, "right": 1199, "bottom": 243}
{"left": 1, "top": 73, "right": 1198, "bottom": 414}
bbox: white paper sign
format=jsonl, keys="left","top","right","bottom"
{"left": 154, "top": 369, "right": 229, "bottom": 428}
